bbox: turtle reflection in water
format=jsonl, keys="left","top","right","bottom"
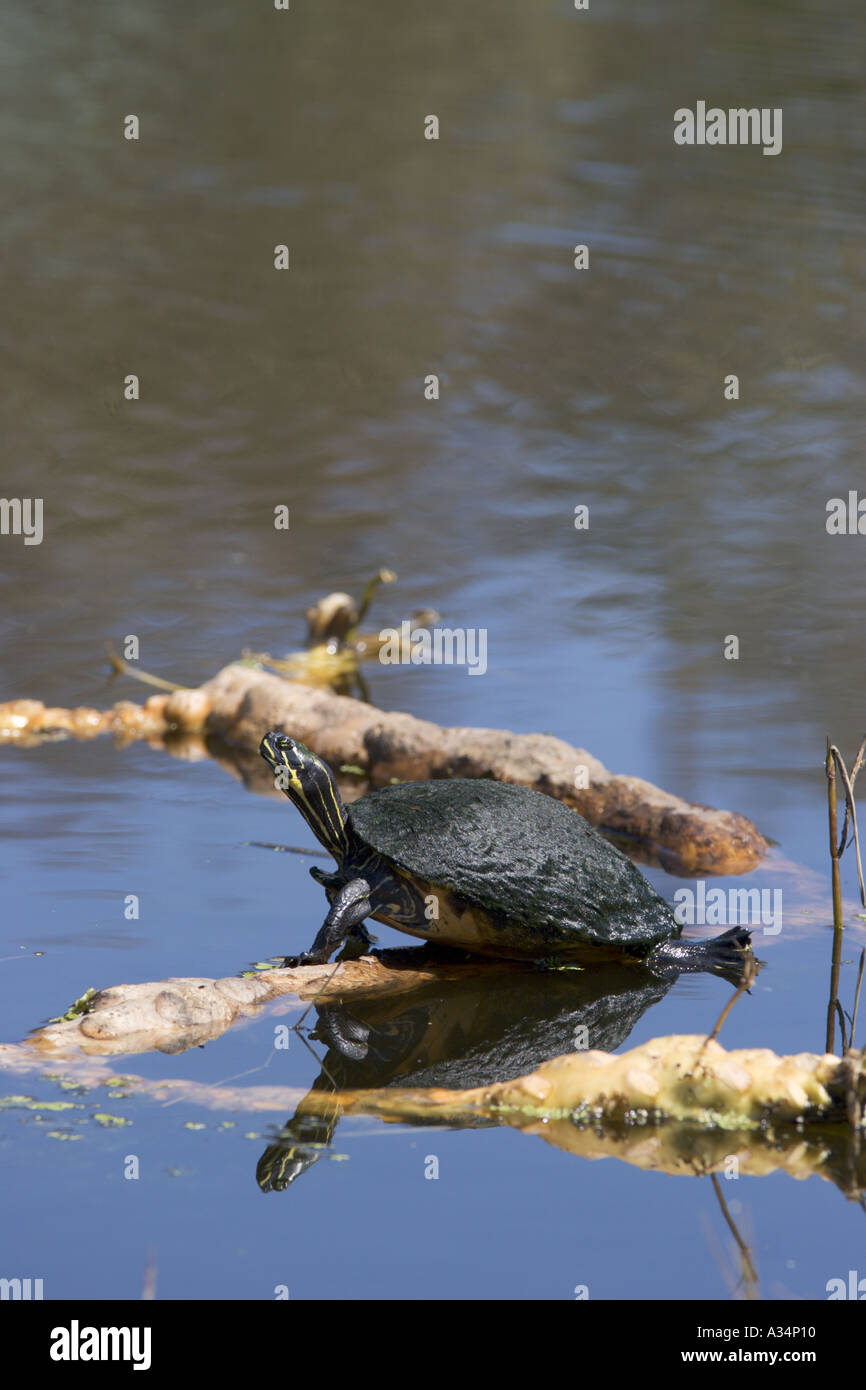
{"left": 255, "top": 958, "right": 674, "bottom": 1192}
{"left": 258, "top": 733, "right": 752, "bottom": 977}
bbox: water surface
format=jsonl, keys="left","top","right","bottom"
{"left": 2, "top": 0, "right": 866, "bottom": 1301}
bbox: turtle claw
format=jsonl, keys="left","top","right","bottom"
{"left": 281, "top": 951, "right": 318, "bottom": 969}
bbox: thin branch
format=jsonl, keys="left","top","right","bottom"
{"left": 849, "top": 736, "right": 866, "bottom": 791}
{"left": 106, "top": 643, "right": 190, "bottom": 693}
{"left": 244, "top": 841, "right": 331, "bottom": 859}
{"left": 831, "top": 744, "right": 866, "bottom": 904}
{"left": 703, "top": 949, "right": 758, "bottom": 1049}
{"left": 851, "top": 949, "right": 866, "bottom": 1051}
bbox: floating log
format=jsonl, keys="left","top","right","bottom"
{"left": 20, "top": 953, "right": 497, "bottom": 1058}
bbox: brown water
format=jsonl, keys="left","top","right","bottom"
{"left": 2, "top": 0, "right": 866, "bottom": 1302}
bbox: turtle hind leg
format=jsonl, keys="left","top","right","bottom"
{"left": 648, "top": 925, "right": 754, "bottom": 982}
{"left": 283, "top": 877, "right": 372, "bottom": 968}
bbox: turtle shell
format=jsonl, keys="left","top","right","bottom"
{"left": 345, "top": 779, "right": 678, "bottom": 955}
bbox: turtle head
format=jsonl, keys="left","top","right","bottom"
{"left": 259, "top": 732, "right": 350, "bottom": 862}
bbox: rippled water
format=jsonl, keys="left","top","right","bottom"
{"left": 2, "top": 0, "right": 866, "bottom": 1301}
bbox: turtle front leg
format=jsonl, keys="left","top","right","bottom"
{"left": 284, "top": 878, "right": 373, "bottom": 968}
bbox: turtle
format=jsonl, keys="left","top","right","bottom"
{"left": 258, "top": 732, "right": 752, "bottom": 977}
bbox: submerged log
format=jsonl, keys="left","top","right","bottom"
{"left": 0, "top": 662, "right": 767, "bottom": 873}
{"left": 3, "top": 1037, "right": 861, "bottom": 1195}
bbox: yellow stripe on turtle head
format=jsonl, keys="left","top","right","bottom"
{"left": 259, "top": 732, "right": 350, "bottom": 861}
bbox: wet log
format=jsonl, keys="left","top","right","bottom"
{"left": 20, "top": 954, "right": 521, "bottom": 1057}
{"left": 0, "top": 664, "right": 768, "bottom": 873}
